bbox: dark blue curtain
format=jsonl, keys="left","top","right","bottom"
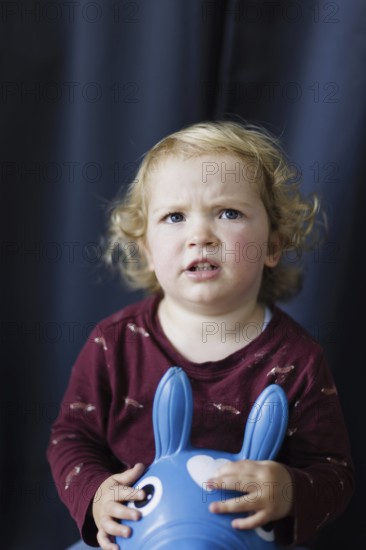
{"left": 1, "top": 1, "right": 365, "bottom": 548}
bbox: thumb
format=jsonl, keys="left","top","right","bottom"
{"left": 112, "top": 463, "right": 145, "bottom": 486}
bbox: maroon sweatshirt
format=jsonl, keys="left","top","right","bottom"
{"left": 47, "top": 294, "right": 354, "bottom": 547}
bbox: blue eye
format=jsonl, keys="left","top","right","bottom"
{"left": 220, "top": 209, "right": 241, "bottom": 220}
{"left": 165, "top": 212, "right": 184, "bottom": 223}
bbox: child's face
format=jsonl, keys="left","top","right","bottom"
{"left": 142, "top": 154, "right": 280, "bottom": 313}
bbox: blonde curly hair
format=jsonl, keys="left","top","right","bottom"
{"left": 104, "top": 121, "right": 322, "bottom": 305}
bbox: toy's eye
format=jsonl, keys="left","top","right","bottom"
{"left": 134, "top": 483, "right": 155, "bottom": 508}
{"left": 255, "top": 525, "right": 275, "bottom": 542}
{"left": 128, "top": 476, "right": 163, "bottom": 517}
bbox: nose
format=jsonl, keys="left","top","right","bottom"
{"left": 187, "top": 217, "right": 218, "bottom": 248}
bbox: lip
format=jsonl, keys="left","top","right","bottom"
{"left": 185, "top": 258, "right": 220, "bottom": 271}
{"left": 184, "top": 259, "right": 221, "bottom": 281}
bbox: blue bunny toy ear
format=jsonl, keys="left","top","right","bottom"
{"left": 153, "top": 367, "right": 193, "bottom": 460}
{"left": 238, "top": 384, "right": 288, "bottom": 461}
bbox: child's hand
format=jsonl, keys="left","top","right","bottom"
{"left": 92, "top": 463, "right": 146, "bottom": 550}
{"left": 207, "top": 460, "right": 293, "bottom": 530}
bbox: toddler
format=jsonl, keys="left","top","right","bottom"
{"left": 47, "top": 121, "right": 353, "bottom": 549}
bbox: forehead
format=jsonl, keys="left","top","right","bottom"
{"left": 147, "top": 153, "right": 261, "bottom": 199}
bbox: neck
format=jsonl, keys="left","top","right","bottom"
{"left": 158, "top": 296, "right": 266, "bottom": 348}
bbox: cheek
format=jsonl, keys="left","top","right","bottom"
{"left": 241, "top": 243, "right": 266, "bottom": 266}
{"left": 222, "top": 231, "right": 261, "bottom": 264}
{"left": 224, "top": 231, "right": 270, "bottom": 269}
{"left": 147, "top": 238, "right": 175, "bottom": 272}
{"left": 144, "top": 226, "right": 168, "bottom": 268}
{"left": 139, "top": 238, "right": 155, "bottom": 270}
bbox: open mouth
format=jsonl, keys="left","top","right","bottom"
{"left": 189, "top": 262, "right": 218, "bottom": 272}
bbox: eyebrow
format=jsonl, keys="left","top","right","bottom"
{"left": 152, "top": 204, "right": 186, "bottom": 214}
{"left": 151, "top": 200, "right": 255, "bottom": 214}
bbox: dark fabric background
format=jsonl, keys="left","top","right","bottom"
{"left": 1, "top": 1, "right": 365, "bottom": 548}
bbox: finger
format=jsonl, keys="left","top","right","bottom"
{"left": 215, "top": 459, "right": 264, "bottom": 478}
{"left": 112, "top": 484, "right": 146, "bottom": 503}
{"left": 215, "top": 459, "right": 256, "bottom": 476}
{"left": 112, "top": 463, "right": 145, "bottom": 485}
{"left": 231, "top": 510, "right": 268, "bottom": 530}
{"left": 100, "top": 515, "right": 132, "bottom": 539}
{"left": 209, "top": 462, "right": 274, "bottom": 492}
{"left": 96, "top": 527, "right": 119, "bottom": 550}
{"left": 104, "top": 501, "right": 142, "bottom": 521}
{"left": 207, "top": 475, "right": 261, "bottom": 493}
{"left": 206, "top": 468, "right": 258, "bottom": 487}
{"left": 214, "top": 460, "right": 240, "bottom": 476}
{"left": 209, "top": 492, "right": 261, "bottom": 515}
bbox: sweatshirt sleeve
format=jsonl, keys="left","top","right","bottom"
{"left": 46, "top": 325, "right": 123, "bottom": 546}
{"left": 274, "top": 352, "right": 354, "bottom": 547}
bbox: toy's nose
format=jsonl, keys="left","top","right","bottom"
{"left": 138, "top": 530, "right": 248, "bottom": 550}
{"left": 151, "top": 540, "right": 228, "bottom": 550}
{"left": 154, "top": 539, "right": 233, "bottom": 550}
{"left": 146, "top": 541, "right": 234, "bottom": 550}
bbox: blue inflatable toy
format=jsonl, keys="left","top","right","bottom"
{"left": 117, "top": 367, "right": 288, "bottom": 549}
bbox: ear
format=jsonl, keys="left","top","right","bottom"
{"left": 153, "top": 367, "right": 193, "bottom": 460}
{"left": 237, "top": 384, "right": 288, "bottom": 461}
{"left": 264, "top": 231, "right": 282, "bottom": 268}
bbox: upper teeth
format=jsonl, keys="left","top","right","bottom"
{"left": 190, "top": 262, "right": 216, "bottom": 271}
